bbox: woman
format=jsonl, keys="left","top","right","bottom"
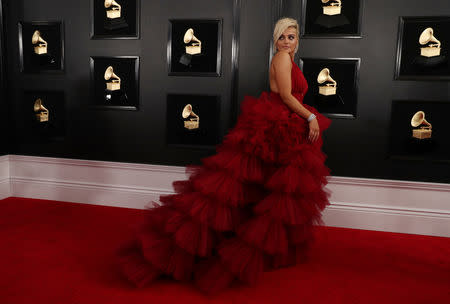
{"left": 119, "top": 17, "right": 331, "bottom": 294}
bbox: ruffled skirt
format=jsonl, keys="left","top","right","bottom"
{"left": 118, "top": 92, "right": 332, "bottom": 294}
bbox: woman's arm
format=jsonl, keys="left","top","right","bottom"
{"left": 272, "top": 51, "right": 320, "bottom": 142}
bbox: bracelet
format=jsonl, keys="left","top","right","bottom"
{"left": 307, "top": 113, "right": 316, "bottom": 122}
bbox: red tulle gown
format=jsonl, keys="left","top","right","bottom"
{"left": 119, "top": 59, "right": 331, "bottom": 294}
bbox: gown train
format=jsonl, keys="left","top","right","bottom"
{"left": 118, "top": 60, "right": 331, "bottom": 294}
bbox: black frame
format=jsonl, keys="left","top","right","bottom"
{"left": 301, "top": 0, "right": 364, "bottom": 38}
{"left": 230, "top": 0, "right": 241, "bottom": 125}
{"left": 388, "top": 100, "right": 450, "bottom": 163}
{"left": 394, "top": 16, "right": 450, "bottom": 81}
{"left": 22, "top": 90, "right": 66, "bottom": 141}
{"left": 299, "top": 57, "right": 360, "bottom": 119}
{"left": 18, "top": 21, "right": 65, "bottom": 73}
{"left": 89, "top": 56, "right": 140, "bottom": 110}
{"left": 167, "top": 19, "right": 222, "bottom": 76}
{"left": 90, "top": 0, "right": 140, "bottom": 39}
{"left": 166, "top": 93, "right": 221, "bottom": 149}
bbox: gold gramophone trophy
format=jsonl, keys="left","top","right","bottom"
{"left": 104, "top": 0, "right": 128, "bottom": 30}
{"left": 317, "top": 68, "right": 337, "bottom": 96}
{"left": 104, "top": 66, "right": 121, "bottom": 91}
{"left": 34, "top": 98, "right": 49, "bottom": 122}
{"left": 182, "top": 104, "right": 199, "bottom": 130}
{"left": 411, "top": 111, "right": 432, "bottom": 140}
{"left": 419, "top": 28, "right": 441, "bottom": 58}
{"left": 32, "top": 30, "right": 48, "bottom": 55}
{"left": 184, "top": 28, "right": 202, "bottom": 55}
{"left": 105, "top": 0, "right": 121, "bottom": 19}
{"left": 322, "top": 0, "right": 342, "bottom": 16}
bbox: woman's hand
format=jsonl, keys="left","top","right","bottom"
{"left": 308, "top": 118, "right": 320, "bottom": 142}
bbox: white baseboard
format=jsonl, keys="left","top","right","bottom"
{"left": 6, "top": 155, "right": 450, "bottom": 237}
{"left": 0, "top": 155, "right": 11, "bottom": 200}
{"left": 9, "top": 155, "right": 187, "bottom": 209}
{"left": 323, "top": 176, "right": 450, "bottom": 237}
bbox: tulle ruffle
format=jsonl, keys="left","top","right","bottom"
{"left": 118, "top": 91, "right": 331, "bottom": 294}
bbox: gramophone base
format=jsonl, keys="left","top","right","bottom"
{"left": 35, "top": 113, "right": 49, "bottom": 123}
{"left": 104, "top": 18, "right": 129, "bottom": 31}
{"left": 34, "top": 46, "right": 48, "bottom": 55}
{"left": 314, "top": 14, "right": 350, "bottom": 29}
{"left": 420, "top": 47, "right": 441, "bottom": 58}
{"left": 412, "top": 129, "right": 432, "bottom": 140}
{"left": 186, "top": 46, "right": 201, "bottom": 55}
{"left": 413, "top": 55, "right": 447, "bottom": 69}
{"left": 318, "top": 86, "right": 336, "bottom": 96}
{"left": 323, "top": 6, "right": 341, "bottom": 16}
{"left": 104, "top": 89, "right": 128, "bottom": 104}
{"left": 184, "top": 121, "right": 199, "bottom": 130}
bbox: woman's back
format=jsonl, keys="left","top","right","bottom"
{"left": 269, "top": 52, "right": 308, "bottom": 98}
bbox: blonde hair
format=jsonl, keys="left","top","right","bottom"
{"left": 273, "top": 17, "right": 300, "bottom": 53}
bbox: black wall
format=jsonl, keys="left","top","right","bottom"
{"left": 4, "top": 0, "right": 450, "bottom": 183}
{"left": 288, "top": 0, "right": 450, "bottom": 183}
{"left": 0, "top": 0, "right": 7, "bottom": 155}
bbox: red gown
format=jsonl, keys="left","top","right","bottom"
{"left": 119, "top": 59, "right": 332, "bottom": 294}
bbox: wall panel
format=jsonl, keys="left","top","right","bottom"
{"left": 4, "top": 0, "right": 450, "bottom": 183}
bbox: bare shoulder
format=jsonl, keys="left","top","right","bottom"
{"left": 272, "top": 51, "right": 292, "bottom": 67}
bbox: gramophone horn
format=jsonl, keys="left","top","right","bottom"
{"left": 411, "top": 111, "right": 431, "bottom": 127}
{"left": 34, "top": 98, "right": 45, "bottom": 112}
{"left": 317, "top": 68, "right": 330, "bottom": 84}
{"left": 105, "top": 0, "right": 121, "bottom": 9}
{"left": 104, "top": 66, "right": 114, "bottom": 80}
{"left": 32, "top": 30, "right": 47, "bottom": 45}
{"left": 419, "top": 27, "right": 441, "bottom": 47}
{"left": 182, "top": 104, "right": 199, "bottom": 119}
{"left": 317, "top": 68, "right": 337, "bottom": 86}
{"left": 184, "top": 28, "right": 200, "bottom": 44}
{"left": 419, "top": 28, "right": 433, "bottom": 45}
{"left": 104, "top": 66, "right": 121, "bottom": 82}
{"left": 182, "top": 104, "right": 193, "bottom": 118}
{"left": 31, "top": 31, "right": 40, "bottom": 44}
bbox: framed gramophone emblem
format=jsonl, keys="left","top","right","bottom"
{"left": 168, "top": 19, "right": 222, "bottom": 76}
{"left": 18, "top": 21, "right": 64, "bottom": 72}
{"left": 395, "top": 16, "right": 450, "bottom": 80}
{"left": 89, "top": 56, "right": 140, "bottom": 110}
{"left": 166, "top": 94, "right": 220, "bottom": 148}
{"left": 90, "top": 0, "right": 140, "bottom": 39}
{"left": 411, "top": 111, "right": 432, "bottom": 140}
{"left": 23, "top": 91, "right": 66, "bottom": 140}
{"left": 388, "top": 100, "right": 450, "bottom": 162}
{"left": 300, "top": 57, "right": 360, "bottom": 119}
{"left": 301, "top": 0, "right": 363, "bottom": 38}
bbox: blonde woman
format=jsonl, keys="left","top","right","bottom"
{"left": 119, "top": 17, "right": 331, "bottom": 294}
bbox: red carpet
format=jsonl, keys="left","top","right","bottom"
{"left": 0, "top": 197, "right": 449, "bottom": 304}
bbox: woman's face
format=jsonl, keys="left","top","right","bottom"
{"left": 276, "top": 27, "right": 298, "bottom": 55}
